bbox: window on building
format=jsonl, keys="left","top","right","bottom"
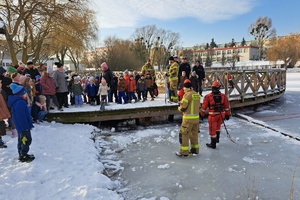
{"left": 227, "top": 50, "right": 231, "bottom": 54}
{"left": 238, "top": 48, "right": 243, "bottom": 53}
{"left": 222, "top": 50, "right": 226, "bottom": 54}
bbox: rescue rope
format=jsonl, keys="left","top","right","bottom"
{"left": 221, "top": 113, "right": 239, "bottom": 145}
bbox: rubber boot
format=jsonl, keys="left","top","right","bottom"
{"left": 216, "top": 131, "right": 220, "bottom": 143}
{"left": 206, "top": 137, "right": 217, "bottom": 149}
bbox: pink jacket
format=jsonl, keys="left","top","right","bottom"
{"left": 40, "top": 75, "right": 56, "bottom": 95}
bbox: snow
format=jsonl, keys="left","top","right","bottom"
{"left": 1, "top": 71, "right": 300, "bottom": 200}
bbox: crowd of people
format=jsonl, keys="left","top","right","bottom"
{"left": 0, "top": 56, "right": 230, "bottom": 161}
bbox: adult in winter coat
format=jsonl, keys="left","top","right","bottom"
{"left": 141, "top": 59, "right": 156, "bottom": 80}
{"left": 40, "top": 71, "right": 59, "bottom": 111}
{"left": 110, "top": 75, "right": 118, "bottom": 103}
{"left": 192, "top": 61, "right": 206, "bottom": 96}
{"left": 8, "top": 83, "right": 35, "bottom": 162}
{"left": 100, "top": 62, "right": 114, "bottom": 102}
{"left": 176, "top": 81, "right": 201, "bottom": 157}
{"left": 52, "top": 62, "right": 68, "bottom": 110}
{"left": 200, "top": 81, "right": 231, "bottom": 149}
{"left": 0, "top": 80, "right": 11, "bottom": 148}
{"left": 178, "top": 57, "right": 191, "bottom": 81}
{"left": 168, "top": 56, "right": 179, "bottom": 102}
{"left": 22, "top": 61, "right": 40, "bottom": 81}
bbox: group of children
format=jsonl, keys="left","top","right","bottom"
{"left": 77, "top": 70, "right": 157, "bottom": 109}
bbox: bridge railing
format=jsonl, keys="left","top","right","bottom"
{"left": 154, "top": 67, "right": 286, "bottom": 104}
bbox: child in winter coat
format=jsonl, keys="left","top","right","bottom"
{"left": 0, "top": 80, "right": 11, "bottom": 148}
{"left": 127, "top": 75, "right": 137, "bottom": 103}
{"left": 71, "top": 76, "right": 84, "bottom": 107}
{"left": 8, "top": 83, "right": 35, "bottom": 162}
{"left": 145, "top": 72, "right": 154, "bottom": 101}
{"left": 85, "top": 76, "right": 97, "bottom": 106}
{"left": 31, "top": 95, "right": 47, "bottom": 123}
{"left": 137, "top": 75, "right": 147, "bottom": 102}
{"left": 97, "top": 78, "right": 110, "bottom": 109}
{"left": 40, "top": 71, "right": 59, "bottom": 111}
{"left": 117, "top": 73, "right": 127, "bottom": 104}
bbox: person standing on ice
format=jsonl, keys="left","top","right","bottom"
{"left": 176, "top": 81, "right": 201, "bottom": 157}
{"left": 200, "top": 81, "right": 231, "bottom": 149}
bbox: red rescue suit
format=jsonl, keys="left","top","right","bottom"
{"left": 200, "top": 92, "right": 230, "bottom": 137}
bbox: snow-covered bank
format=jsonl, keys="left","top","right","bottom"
{"left": 0, "top": 123, "right": 122, "bottom": 200}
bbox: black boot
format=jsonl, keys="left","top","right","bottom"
{"left": 216, "top": 131, "right": 220, "bottom": 143}
{"left": 190, "top": 148, "right": 199, "bottom": 154}
{"left": 206, "top": 137, "right": 217, "bottom": 149}
{"left": 0, "top": 137, "right": 7, "bottom": 148}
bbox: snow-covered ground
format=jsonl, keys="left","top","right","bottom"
{"left": 0, "top": 71, "right": 299, "bottom": 200}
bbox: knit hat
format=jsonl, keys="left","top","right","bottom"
{"left": 7, "top": 66, "right": 18, "bottom": 74}
{"left": 74, "top": 76, "right": 81, "bottom": 81}
{"left": 26, "top": 61, "right": 34, "bottom": 65}
{"left": 101, "top": 62, "right": 108, "bottom": 70}
{"left": 119, "top": 73, "right": 124, "bottom": 77}
{"left": 1, "top": 76, "right": 12, "bottom": 86}
{"left": 35, "top": 75, "right": 41, "bottom": 81}
{"left": 0, "top": 66, "right": 6, "bottom": 74}
{"left": 183, "top": 82, "right": 192, "bottom": 88}
{"left": 10, "top": 83, "right": 27, "bottom": 96}
{"left": 168, "top": 56, "right": 174, "bottom": 61}
{"left": 89, "top": 76, "right": 94, "bottom": 81}
{"left": 17, "top": 66, "right": 24, "bottom": 71}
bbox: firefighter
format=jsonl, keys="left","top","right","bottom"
{"left": 200, "top": 81, "right": 231, "bottom": 149}
{"left": 168, "top": 56, "right": 179, "bottom": 103}
{"left": 176, "top": 81, "right": 201, "bottom": 157}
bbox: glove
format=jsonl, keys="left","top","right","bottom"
{"left": 71, "top": 92, "right": 74, "bottom": 97}
{"left": 225, "top": 115, "right": 230, "bottom": 120}
{"left": 200, "top": 115, "right": 204, "bottom": 121}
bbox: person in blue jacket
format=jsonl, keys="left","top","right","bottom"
{"left": 8, "top": 83, "right": 35, "bottom": 162}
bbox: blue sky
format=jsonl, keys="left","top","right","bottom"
{"left": 94, "top": 0, "right": 300, "bottom": 47}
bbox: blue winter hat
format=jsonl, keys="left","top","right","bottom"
{"left": 10, "top": 83, "right": 27, "bottom": 96}
{"left": 35, "top": 75, "right": 41, "bottom": 79}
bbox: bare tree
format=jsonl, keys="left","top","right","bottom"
{"left": 266, "top": 33, "right": 300, "bottom": 68}
{"left": 248, "top": 16, "right": 276, "bottom": 60}
{"left": 0, "top": 0, "right": 97, "bottom": 65}
{"left": 131, "top": 25, "right": 180, "bottom": 69}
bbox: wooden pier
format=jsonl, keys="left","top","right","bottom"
{"left": 45, "top": 68, "right": 286, "bottom": 124}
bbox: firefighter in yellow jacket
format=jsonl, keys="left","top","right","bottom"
{"left": 168, "top": 56, "right": 179, "bottom": 102}
{"left": 176, "top": 81, "right": 201, "bottom": 157}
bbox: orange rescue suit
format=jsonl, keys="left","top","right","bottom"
{"left": 200, "top": 92, "right": 230, "bottom": 136}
